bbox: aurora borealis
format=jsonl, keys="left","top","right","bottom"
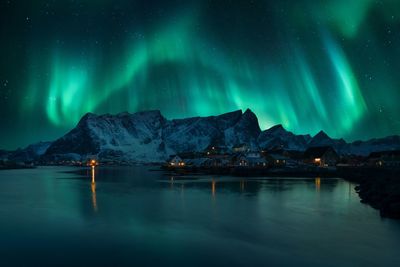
{"left": 1, "top": 0, "right": 400, "bottom": 149}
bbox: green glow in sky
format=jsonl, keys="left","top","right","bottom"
{"left": 40, "top": 15, "right": 368, "bottom": 134}
{"left": 1, "top": 0, "right": 400, "bottom": 149}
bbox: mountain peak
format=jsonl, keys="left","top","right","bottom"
{"left": 314, "top": 130, "right": 329, "bottom": 139}
{"left": 23, "top": 109, "right": 400, "bottom": 162}
{"left": 243, "top": 108, "right": 253, "bottom": 114}
{"left": 135, "top": 110, "right": 162, "bottom": 116}
{"left": 77, "top": 112, "right": 97, "bottom": 126}
{"left": 241, "top": 108, "right": 258, "bottom": 121}
{"left": 82, "top": 112, "right": 96, "bottom": 119}
{"left": 218, "top": 109, "right": 242, "bottom": 118}
{"left": 239, "top": 108, "right": 261, "bottom": 132}
{"left": 267, "top": 124, "right": 285, "bottom": 132}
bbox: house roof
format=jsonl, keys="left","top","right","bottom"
{"left": 268, "top": 154, "right": 288, "bottom": 160}
{"left": 232, "top": 143, "right": 248, "bottom": 148}
{"left": 168, "top": 155, "right": 182, "bottom": 161}
{"left": 303, "top": 146, "right": 336, "bottom": 158}
{"left": 185, "top": 158, "right": 209, "bottom": 166}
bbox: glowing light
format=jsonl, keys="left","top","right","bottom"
{"left": 10, "top": 0, "right": 400, "bottom": 151}
{"left": 323, "top": 32, "right": 367, "bottom": 132}
{"left": 32, "top": 12, "right": 368, "bottom": 140}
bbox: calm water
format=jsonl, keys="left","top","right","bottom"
{"left": 0, "top": 166, "right": 399, "bottom": 267}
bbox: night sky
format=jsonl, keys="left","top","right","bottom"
{"left": 1, "top": 0, "right": 400, "bottom": 149}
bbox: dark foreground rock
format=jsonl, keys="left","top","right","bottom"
{"left": 354, "top": 178, "right": 400, "bottom": 219}
{"left": 340, "top": 167, "right": 400, "bottom": 219}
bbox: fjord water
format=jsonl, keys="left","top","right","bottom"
{"left": 0, "top": 167, "right": 399, "bottom": 266}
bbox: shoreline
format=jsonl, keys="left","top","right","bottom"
{"left": 2, "top": 163, "right": 399, "bottom": 219}
{"left": 163, "top": 165, "right": 400, "bottom": 219}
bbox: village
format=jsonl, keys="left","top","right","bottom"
{"left": 1, "top": 143, "right": 400, "bottom": 175}
{"left": 164, "top": 144, "right": 400, "bottom": 177}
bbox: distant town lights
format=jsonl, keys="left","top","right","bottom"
{"left": 89, "top": 159, "right": 98, "bottom": 167}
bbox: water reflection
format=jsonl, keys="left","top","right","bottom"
{"left": 315, "top": 177, "right": 321, "bottom": 192}
{"left": 211, "top": 179, "right": 216, "bottom": 198}
{"left": 240, "top": 180, "right": 245, "bottom": 192}
{"left": 159, "top": 177, "right": 340, "bottom": 196}
{"left": 91, "top": 166, "right": 95, "bottom": 184}
{"left": 1, "top": 167, "right": 400, "bottom": 267}
{"left": 91, "top": 166, "right": 97, "bottom": 212}
{"left": 91, "top": 182, "right": 98, "bottom": 212}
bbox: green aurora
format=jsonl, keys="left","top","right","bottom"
{"left": 0, "top": 0, "right": 400, "bottom": 149}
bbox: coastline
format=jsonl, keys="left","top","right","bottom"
{"left": 2, "top": 163, "right": 399, "bottom": 219}
{"left": 163, "top": 165, "right": 400, "bottom": 219}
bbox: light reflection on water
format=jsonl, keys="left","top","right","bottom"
{"left": 0, "top": 166, "right": 399, "bottom": 267}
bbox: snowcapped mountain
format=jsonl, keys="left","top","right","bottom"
{"left": 308, "top": 130, "right": 347, "bottom": 153}
{"left": 4, "top": 141, "right": 52, "bottom": 162}
{"left": 44, "top": 109, "right": 261, "bottom": 163}
{"left": 223, "top": 109, "right": 261, "bottom": 150}
{"left": 257, "top": 125, "right": 400, "bottom": 155}
{"left": 343, "top": 135, "right": 400, "bottom": 156}
{"left": 258, "top": 124, "right": 311, "bottom": 151}
{"left": 45, "top": 110, "right": 167, "bottom": 162}
{"left": 162, "top": 110, "right": 237, "bottom": 153}
{"left": 3, "top": 109, "right": 397, "bottom": 163}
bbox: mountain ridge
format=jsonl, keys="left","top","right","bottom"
{"left": 3, "top": 109, "right": 400, "bottom": 162}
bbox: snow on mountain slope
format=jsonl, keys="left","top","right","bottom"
{"left": 7, "top": 141, "right": 52, "bottom": 162}
{"left": 257, "top": 124, "right": 310, "bottom": 151}
{"left": 307, "top": 130, "right": 347, "bottom": 154}
{"left": 44, "top": 109, "right": 261, "bottom": 162}
{"left": 40, "top": 109, "right": 400, "bottom": 162}
{"left": 162, "top": 110, "right": 242, "bottom": 153}
{"left": 45, "top": 111, "right": 167, "bottom": 162}
{"left": 224, "top": 109, "right": 261, "bottom": 150}
{"left": 343, "top": 135, "right": 400, "bottom": 156}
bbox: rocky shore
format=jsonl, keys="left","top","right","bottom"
{"left": 339, "top": 167, "right": 400, "bottom": 219}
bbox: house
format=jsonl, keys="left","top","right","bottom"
{"left": 184, "top": 158, "right": 209, "bottom": 168}
{"left": 232, "top": 143, "right": 249, "bottom": 153}
{"left": 367, "top": 151, "right": 383, "bottom": 167}
{"left": 168, "top": 155, "right": 185, "bottom": 167}
{"left": 336, "top": 155, "right": 365, "bottom": 167}
{"left": 265, "top": 153, "right": 287, "bottom": 167}
{"left": 235, "top": 152, "right": 268, "bottom": 167}
{"left": 204, "top": 145, "right": 229, "bottom": 156}
{"left": 367, "top": 150, "right": 400, "bottom": 168}
{"left": 246, "top": 151, "right": 262, "bottom": 158}
{"left": 282, "top": 150, "right": 304, "bottom": 161}
{"left": 203, "top": 157, "right": 231, "bottom": 167}
{"left": 303, "top": 146, "right": 339, "bottom": 167}
{"left": 85, "top": 155, "right": 98, "bottom": 166}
